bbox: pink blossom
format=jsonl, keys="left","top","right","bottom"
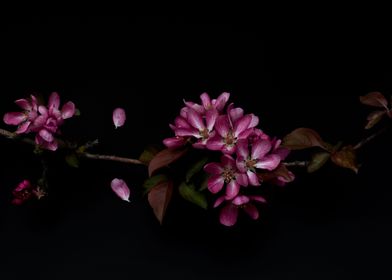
{"left": 111, "top": 178, "right": 131, "bottom": 202}
{"left": 206, "top": 112, "right": 256, "bottom": 154}
{"left": 214, "top": 194, "right": 267, "bottom": 226}
{"left": 236, "top": 139, "right": 281, "bottom": 186}
{"left": 204, "top": 154, "right": 248, "bottom": 199}
{"left": 31, "top": 92, "right": 76, "bottom": 151}
{"left": 113, "top": 108, "right": 126, "bottom": 128}
{"left": 3, "top": 95, "right": 39, "bottom": 134}
{"left": 12, "top": 180, "right": 34, "bottom": 205}
{"left": 175, "top": 108, "right": 218, "bottom": 149}
{"left": 184, "top": 92, "right": 230, "bottom": 114}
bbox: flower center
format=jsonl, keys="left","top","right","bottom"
{"left": 224, "top": 131, "right": 236, "bottom": 146}
{"left": 246, "top": 158, "right": 257, "bottom": 169}
{"left": 199, "top": 128, "right": 210, "bottom": 140}
{"left": 222, "top": 167, "right": 235, "bottom": 183}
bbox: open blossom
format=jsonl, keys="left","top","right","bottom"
{"left": 236, "top": 139, "right": 281, "bottom": 186}
{"left": 175, "top": 108, "right": 218, "bottom": 149}
{"left": 214, "top": 194, "right": 267, "bottom": 226}
{"left": 204, "top": 154, "right": 248, "bottom": 199}
{"left": 31, "top": 92, "right": 75, "bottom": 151}
{"left": 3, "top": 95, "right": 39, "bottom": 134}
{"left": 184, "top": 92, "right": 230, "bottom": 114}
{"left": 12, "top": 180, "right": 34, "bottom": 205}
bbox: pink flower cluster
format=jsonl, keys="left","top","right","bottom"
{"left": 3, "top": 92, "right": 75, "bottom": 151}
{"left": 164, "top": 92, "right": 292, "bottom": 226}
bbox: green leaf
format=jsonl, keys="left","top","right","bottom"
{"left": 199, "top": 175, "right": 209, "bottom": 191}
{"left": 139, "top": 146, "right": 160, "bottom": 164}
{"left": 185, "top": 157, "right": 209, "bottom": 183}
{"left": 74, "top": 108, "right": 81, "bottom": 116}
{"left": 307, "top": 152, "right": 330, "bottom": 173}
{"left": 65, "top": 153, "right": 80, "bottom": 168}
{"left": 179, "top": 182, "right": 208, "bottom": 210}
{"left": 143, "top": 174, "right": 168, "bottom": 193}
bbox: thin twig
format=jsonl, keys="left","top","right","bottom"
{"left": 0, "top": 127, "right": 145, "bottom": 166}
{"left": 81, "top": 152, "right": 145, "bottom": 165}
{"left": 354, "top": 127, "right": 389, "bottom": 150}
{"left": 283, "top": 161, "right": 309, "bottom": 167}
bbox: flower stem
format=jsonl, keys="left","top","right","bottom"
{"left": 354, "top": 126, "right": 389, "bottom": 150}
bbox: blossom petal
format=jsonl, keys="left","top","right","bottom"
{"left": 206, "top": 135, "right": 225, "bottom": 150}
{"left": 219, "top": 204, "right": 238, "bottom": 227}
{"left": 236, "top": 157, "right": 247, "bottom": 173}
{"left": 38, "top": 105, "right": 48, "bottom": 116}
{"left": 113, "top": 108, "right": 126, "bottom": 128}
{"left": 221, "top": 154, "right": 236, "bottom": 168}
{"left": 213, "top": 92, "right": 230, "bottom": 111}
{"left": 232, "top": 195, "right": 250, "bottom": 206}
{"left": 204, "top": 162, "right": 223, "bottom": 175}
{"left": 192, "top": 141, "right": 207, "bottom": 149}
{"left": 61, "top": 101, "right": 75, "bottom": 119}
{"left": 249, "top": 114, "right": 259, "bottom": 128}
{"left": 187, "top": 109, "right": 204, "bottom": 130}
{"left": 174, "top": 116, "right": 191, "bottom": 129}
{"left": 214, "top": 115, "right": 231, "bottom": 137}
{"left": 175, "top": 127, "right": 200, "bottom": 138}
{"left": 48, "top": 92, "right": 60, "bottom": 109}
{"left": 39, "top": 129, "right": 54, "bottom": 142}
{"left": 247, "top": 170, "right": 260, "bottom": 186}
{"left": 16, "top": 121, "right": 31, "bottom": 134}
{"left": 225, "top": 180, "right": 240, "bottom": 200}
{"left": 213, "top": 196, "right": 226, "bottom": 208}
{"left": 255, "top": 154, "right": 281, "bottom": 171}
{"left": 15, "top": 99, "right": 32, "bottom": 110}
{"left": 3, "top": 112, "right": 26, "bottom": 125}
{"left": 252, "top": 140, "right": 272, "bottom": 159}
{"left": 200, "top": 92, "right": 212, "bottom": 109}
{"left": 228, "top": 106, "right": 244, "bottom": 123}
{"left": 234, "top": 115, "right": 252, "bottom": 137}
{"left": 44, "top": 140, "right": 58, "bottom": 151}
{"left": 110, "top": 178, "right": 130, "bottom": 202}
{"left": 207, "top": 175, "right": 225, "bottom": 193}
{"left": 243, "top": 204, "right": 259, "bottom": 220}
{"left": 236, "top": 172, "right": 248, "bottom": 186}
{"left": 184, "top": 101, "right": 205, "bottom": 114}
{"left": 163, "top": 137, "right": 187, "bottom": 148}
{"left": 236, "top": 139, "right": 249, "bottom": 158}
{"left": 249, "top": 195, "right": 267, "bottom": 203}
{"left": 206, "top": 109, "right": 218, "bottom": 131}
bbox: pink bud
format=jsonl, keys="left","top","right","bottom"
{"left": 112, "top": 108, "right": 126, "bottom": 128}
{"left": 110, "top": 178, "right": 130, "bottom": 202}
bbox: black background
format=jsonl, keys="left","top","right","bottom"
{"left": 0, "top": 16, "right": 391, "bottom": 279}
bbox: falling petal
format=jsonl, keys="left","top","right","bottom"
{"left": 111, "top": 178, "right": 130, "bottom": 202}
{"left": 113, "top": 108, "right": 126, "bottom": 128}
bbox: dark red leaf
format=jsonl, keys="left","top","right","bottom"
{"left": 147, "top": 180, "right": 173, "bottom": 224}
{"left": 360, "top": 92, "right": 388, "bottom": 108}
{"left": 331, "top": 145, "right": 359, "bottom": 174}
{"left": 365, "top": 110, "right": 386, "bottom": 129}
{"left": 148, "top": 148, "right": 188, "bottom": 176}
{"left": 282, "top": 128, "right": 330, "bottom": 151}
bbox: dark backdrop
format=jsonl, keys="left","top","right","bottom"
{"left": 0, "top": 16, "right": 391, "bottom": 279}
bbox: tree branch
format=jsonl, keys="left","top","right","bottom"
{"left": 354, "top": 126, "right": 389, "bottom": 150}
{"left": 0, "top": 127, "right": 145, "bottom": 166}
